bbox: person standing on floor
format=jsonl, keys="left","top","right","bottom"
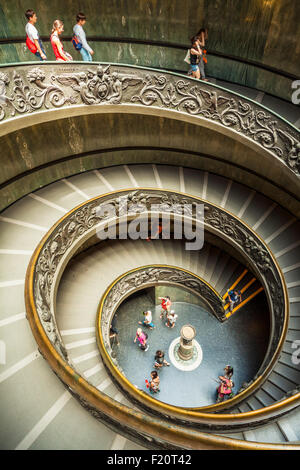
{"left": 189, "top": 35, "right": 202, "bottom": 80}
{"left": 50, "top": 20, "right": 73, "bottom": 62}
{"left": 165, "top": 310, "right": 178, "bottom": 328}
{"left": 159, "top": 296, "right": 172, "bottom": 320}
{"left": 25, "top": 9, "right": 47, "bottom": 61}
{"left": 73, "top": 12, "right": 94, "bottom": 62}
{"left": 134, "top": 327, "right": 149, "bottom": 351}
{"left": 138, "top": 310, "right": 155, "bottom": 329}
{"left": 149, "top": 370, "right": 160, "bottom": 393}
{"left": 154, "top": 350, "right": 170, "bottom": 369}
{"left": 227, "top": 289, "right": 242, "bottom": 312}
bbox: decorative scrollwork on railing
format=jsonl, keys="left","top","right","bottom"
{"left": 1, "top": 63, "right": 299, "bottom": 175}
{"left": 31, "top": 189, "right": 285, "bottom": 378}
{"left": 100, "top": 266, "right": 226, "bottom": 357}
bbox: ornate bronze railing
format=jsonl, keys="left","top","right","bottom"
{"left": 24, "top": 188, "right": 298, "bottom": 445}
{"left": 0, "top": 62, "right": 299, "bottom": 178}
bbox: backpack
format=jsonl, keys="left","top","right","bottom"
{"left": 26, "top": 35, "right": 37, "bottom": 54}
{"left": 71, "top": 34, "right": 82, "bottom": 50}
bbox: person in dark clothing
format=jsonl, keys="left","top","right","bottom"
{"left": 154, "top": 350, "right": 170, "bottom": 368}
{"left": 189, "top": 35, "right": 202, "bottom": 79}
{"left": 227, "top": 289, "right": 242, "bottom": 312}
{"left": 109, "top": 314, "right": 120, "bottom": 346}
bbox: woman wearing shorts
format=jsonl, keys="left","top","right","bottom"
{"left": 190, "top": 35, "right": 202, "bottom": 79}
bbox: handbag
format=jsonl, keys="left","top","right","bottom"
{"left": 184, "top": 49, "right": 191, "bottom": 64}
{"left": 26, "top": 35, "right": 37, "bottom": 54}
{"left": 71, "top": 34, "right": 82, "bottom": 50}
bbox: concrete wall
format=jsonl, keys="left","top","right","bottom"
{"left": 1, "top": 112, "right": 299, "bottom": 215}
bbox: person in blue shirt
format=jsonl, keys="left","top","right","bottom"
{"left": 227, "top": 289, "right": 242, "bottom": 312}
{"left": 73, "top": 12, "right": 94, "bottom": 62}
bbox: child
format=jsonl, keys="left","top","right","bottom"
{"left": 25, "top": 9, "right": 47, "bottom": 61}
{"left": 165, "top": 310, "right": 178, "bottom": 328}
{"left": 133, "top": 328, "right": 149, "bottom": 351}
{"left": 73, "top": 12, "right": 94, "bottom": 62}
{"left": 154, "top": 350, "right": 170, "bottom": 368}
{"left": 138, "top": 310, "right": 155, "bottom": 329}
{"left": 50, "top": 20, "right": 73, "bottom": 62}
{"left": 149, "top": 370, "right": 160, "bottom": 393}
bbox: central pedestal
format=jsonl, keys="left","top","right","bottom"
{"left": 178, "top": 324, "right": 196, "bottom": 361}
{"left": 168, "top": 324, "right": 202, "bottom": 372}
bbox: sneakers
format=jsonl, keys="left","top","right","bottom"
{"left": 144, "top": 345, "right": 149, "bottom": 352}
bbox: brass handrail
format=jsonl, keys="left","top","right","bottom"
{"left": 25, "top": 188, "right": 299, "bottom": 449}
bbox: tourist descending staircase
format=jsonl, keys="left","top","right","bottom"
{"left": 222, "top": 269, "right": 264, "bottom": 318}
{"left": 1, "top": 164, "right": 300, "bottom": 449}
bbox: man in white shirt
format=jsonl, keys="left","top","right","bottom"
{"left": 73, "top": 12, "right": 94, "bottom": 62}
{"left": 25, "top": 9, "right": 47, "bottom": 61}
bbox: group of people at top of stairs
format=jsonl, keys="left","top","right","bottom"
{"left": 134, "top": 296, "right": 175, "bottom": 394}
{"left": 25, "top": 8, "right": 209, "bottom": 81}
{"left": 25, "top": 9, "right": 94, "bottom": 62}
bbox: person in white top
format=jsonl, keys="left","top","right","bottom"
{"left": 165, "top": 310, "right": 178, "bottom": 328}
{"left": 25, "top": 9, "right": 47, "bottom": 61}
{"left": 138, "top": 310, "right": 155, "bottom": 329}
{"left": 73, "top": 12, "right": 94, "bottom": 62}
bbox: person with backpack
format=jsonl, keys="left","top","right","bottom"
{"left": 227, "top": 289, "right": 242, "bottom": 312}
{"left": 25, "top": 9, "right": 47, "bottom": 61}
{"left": 72, "top": 12, "right": 94, "bottom": 62}
{"left": 133, "top": 328, "right": 149, "bottom": 351}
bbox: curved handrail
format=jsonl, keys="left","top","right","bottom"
{"left": 25, "top": 188, "right": 299, "bottom": 437}
{"left": 0, "top": 62, "right": 299, "bottom": 179}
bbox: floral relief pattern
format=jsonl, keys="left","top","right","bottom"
{"left": 32, "top": 189, "right": 285, "bottom": 364}
{"left": 0, "top": 64, "right": 299, "bottom": 174}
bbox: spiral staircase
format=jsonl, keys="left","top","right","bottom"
{"left": 0, "top": 57, "right": 299, "bottom": 450}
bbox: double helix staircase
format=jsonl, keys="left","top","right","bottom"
{"left": 1, "top": 163, "right": 300, "bottom": 449}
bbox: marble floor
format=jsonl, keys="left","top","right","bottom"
{"left": 114, "top": 291, "right": 270, "bottom": 407}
